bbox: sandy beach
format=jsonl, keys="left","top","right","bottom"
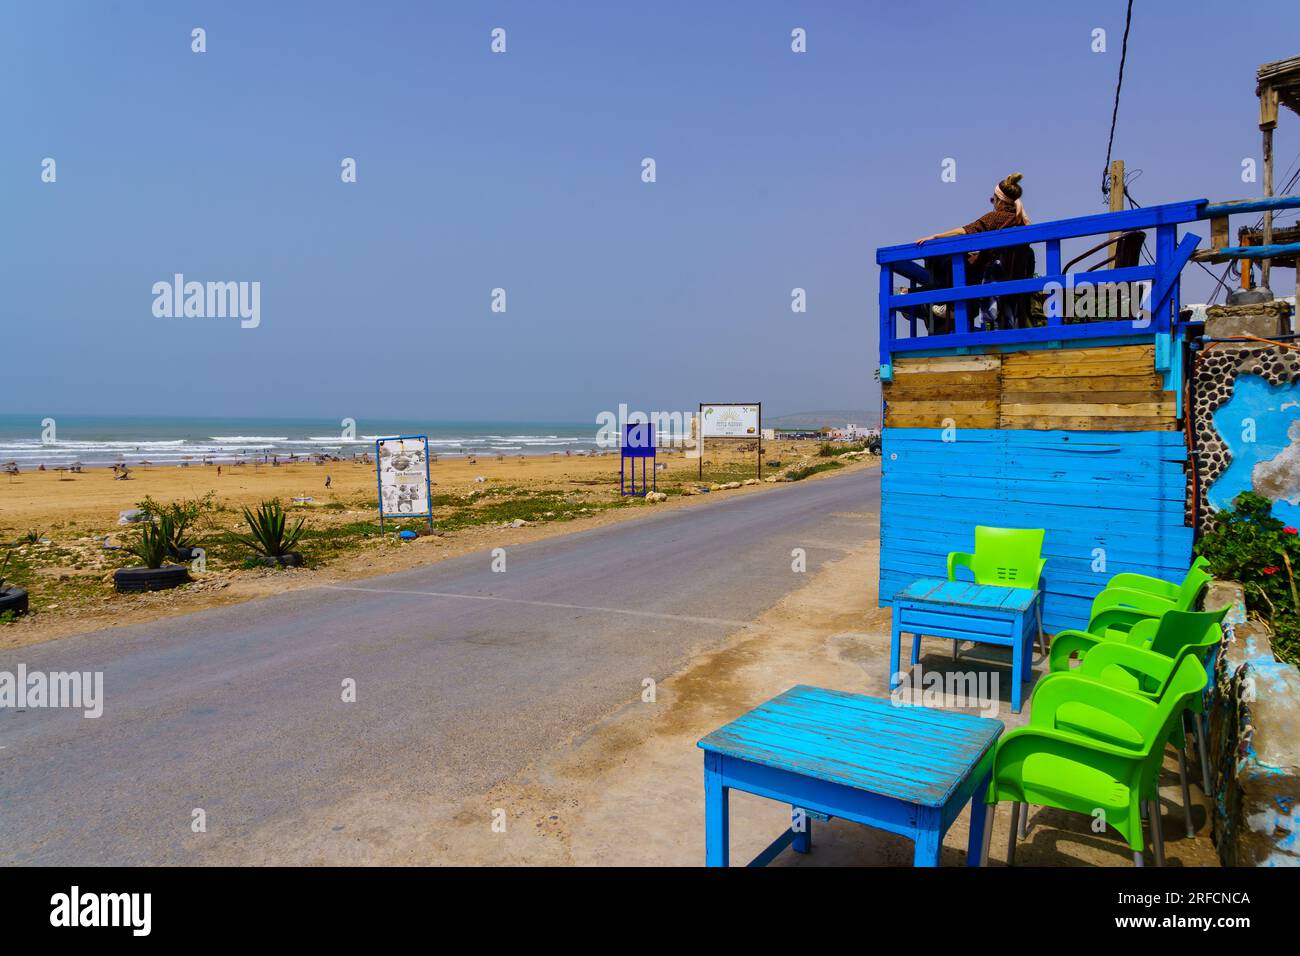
{"left": 0, "top": 440, "right": 877, "bottom": 649}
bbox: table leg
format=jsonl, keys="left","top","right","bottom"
{"left": 912, "top": 633, "right": 922, "bottom": 665}
{"left": 1011, "top": 612, "right": 1024, "bottom": 713}
{"left": 1036, "top": 598, "right": 1046, "bottom": 656}
{"left": 704, "top": 751, "right": 730, "bottom": 867}
{"left": 889, "top": 617, "right": 902, "bottom": 690}
{"left": 965, "top": 773, "right": 991, "bottom": 866}
{"left": 792, "top": 807, "right": 812, "bottom": 854}
{"left": 913, "top": 806, "right": 942, "bottom": 867}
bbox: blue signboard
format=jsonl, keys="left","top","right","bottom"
{"left": 621, "top": 422, "right": 655, "bottom": 496}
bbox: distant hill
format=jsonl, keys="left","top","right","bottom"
{"left": 766, "top": 409, "right": 881, "bottom": 430}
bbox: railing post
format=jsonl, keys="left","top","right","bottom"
{"left": 879, "top": 265, "right": 893, "bottom": 367}
{"left": 1156, "top": 224, "right": 1175, "bottom": 330}
{"left": 951, "top": 253, "right": 969, "bottom": 333}
{"left": 1045, "top": 240, "right": 1062, "bottom": 327}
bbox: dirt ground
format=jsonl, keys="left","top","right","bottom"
{"left": 404, "top": 539, "right": 1223, "bottom": 868}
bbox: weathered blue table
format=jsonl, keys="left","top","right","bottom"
{"left": 891, "top": 579, "right": 1041, "bottom": 713}
{"left": 697, "top": 685, "right": 1003, "bottom": 867}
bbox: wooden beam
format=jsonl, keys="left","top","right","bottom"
{"left": 1263, "top": 125, "right": 1275, "bottom": 290}
{"left": 1211, "top": 215, "right": 1230, "bottom": 248}
{"left": 1108, "top": 159, "right": 1125, "bottom": 258}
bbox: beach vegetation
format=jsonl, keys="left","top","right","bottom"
{"left": 125, "top": 519, "right": 170, "bottom": 570}
{"left": 784, "top": 461, "right": 845, "bottom": 481}
{"left": 231, "top": 500, "right": 307, "bottom": 559}
{"left": 817, "top": 441, "right": 868, "bottom": 457}
{"left": 136, "top": 494, "right": 215, "bottom": 552}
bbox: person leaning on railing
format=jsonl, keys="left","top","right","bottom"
{"left": 913, "top": 173, "right": 1031, "bottom": 333}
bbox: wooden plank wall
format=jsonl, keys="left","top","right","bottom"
{"left": 879, "top": 428, "right": 1194, "bottom": 634}
{"left": 883, "top": 345, "right": 1178, "bottom": 431}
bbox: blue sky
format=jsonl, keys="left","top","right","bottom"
{"left": 3, "top": 1, "right": 1297, "bottom": 422}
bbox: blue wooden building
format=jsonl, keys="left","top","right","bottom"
{"left": 874, "top": 199, "right": 1282, "bottom": 634}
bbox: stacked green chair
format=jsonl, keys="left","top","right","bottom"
{"left": 946, "top": 526, "right": 1047, "bottom": 656}
{"left": 1048, "top": 558, "right": 1213, "bottom": 672}
{"left": 981, "top": 655, "right": 1209, "bottom": 866}
{"left": 1101, "top": 556, "right": 1209, "bottom": 607}
{"left": 1036, "top": 607, "right": 1228, "bottom": 838}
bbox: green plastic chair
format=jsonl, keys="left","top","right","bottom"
{"left": 1048, "top": 561, "right": 1213, "bottom": 669}
{"left": 1103, "top": 556, "right": 1210, "bottom": 606}
{"left": 947, "top": 526, "right": 1047, "bottom": 655}
{"left": 981, "top": 655, "right": 1208, "bottom": 867}
{"left": 1038, "top": 607, "right": 1228, "bottom": 838}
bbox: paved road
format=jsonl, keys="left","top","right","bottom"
{"left": 0, "top": 468, "right": 879, "bottom": 864}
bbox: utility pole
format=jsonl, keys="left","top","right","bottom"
{"left": 1108, "top": 158, "right": 1125, "bottom": 259}
{"left": 1260, "top": 84, "right": 1279, "bottom": 290}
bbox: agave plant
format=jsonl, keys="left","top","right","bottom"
{"left": 126, "top": 519, "right": 170, "bottom": 569}
{"left": 0, "top": 550, "right": 11, "bottom": 589}
{"left": 232, "top": 500, "right": 306, "bottom": 558}
{"left": 160, "top": 504, "right": 197, "bottom": 553}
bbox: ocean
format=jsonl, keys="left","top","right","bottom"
{"left": 0, "top": 415, "right": 611, "bottom": 469}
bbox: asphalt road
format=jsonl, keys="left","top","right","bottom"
{"left": 0, "top": 468, "right": 879, "bottom": 864}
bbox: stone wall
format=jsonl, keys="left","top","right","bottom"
{"left": 1205, "top": 581, "right": 1300, "bottom": 866}
{"left": 1189, "top": 337, "right": 1300, "bottom": 531}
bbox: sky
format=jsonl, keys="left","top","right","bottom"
{"left": 3, "top": 0, "right": 1298, "bottom": 423}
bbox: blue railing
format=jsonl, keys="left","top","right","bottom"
{"left": 877, "top": 199, "right": 1207, "bottom": 369}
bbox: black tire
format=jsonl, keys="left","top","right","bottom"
{"left": 114, "top": 564, "right": 191, "bottom": 593}
{"left": 251, "top": 553, "right": 303, "bottom": 568}
{"left": 0, "top": 586, "right": 29, "bottom": 615}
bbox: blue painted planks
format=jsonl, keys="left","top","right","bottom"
{"left": 698, "top": 685, "right": 1002, "bottom": 807}
{"left": 879, "top": 428, "right": 1193, "bottom": 634}
{"left": 894, "top": 578, "right": 1038, "bottom": 613}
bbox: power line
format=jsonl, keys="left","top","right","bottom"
{"left": 1101, "top": 0, "right": 1135, "bottom": 200}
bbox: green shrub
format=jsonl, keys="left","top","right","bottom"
{"left": 817, "top": 441, "right": 868, "bottom": 458}
{"left": 126, "top": 519, "right": 170, "bottom": 569}
{"left": 784, "top": 461, "right": 845, "bottom": 481}
{"left": 232, "top": 500, "right": 307, "bottom": 558}
{"left": 1196, "top": 492, "right": 1299, "bottom": 665}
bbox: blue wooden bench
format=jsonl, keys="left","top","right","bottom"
{"left": 891, "top": 578, "right": 1041, "bottom": 713}
{"left": 697, "top": 685, "right": 1003, "bottom": 866}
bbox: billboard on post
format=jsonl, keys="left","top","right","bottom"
{"left": 375, "top": 435, "right": 433, "bottom": 529}
{"left": 700, "top": 404, "right": 760, "bottom": 439}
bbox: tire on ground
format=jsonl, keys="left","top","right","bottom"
{"left": 113, "top": 565, "right": 191, "bottom": 593}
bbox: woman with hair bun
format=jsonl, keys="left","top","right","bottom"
{"left": 913, "top": 173, "right": 1032, "bottom": 330}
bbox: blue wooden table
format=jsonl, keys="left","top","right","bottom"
{"left": 697, "top": 685, "right": 1003, "bottom": 867}
{"left": 891, "top": 578, "right": 1041, "bottom": 713}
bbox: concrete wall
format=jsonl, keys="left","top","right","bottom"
{"left": 1206, "top": 581, "right": 1300, "bottom": 866}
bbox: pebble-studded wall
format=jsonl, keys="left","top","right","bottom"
{"left": 1189, "top": 342, "right": 1300, "bottom": 530}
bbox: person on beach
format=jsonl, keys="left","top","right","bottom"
{"left": 325, "top": 474, "right": 332, "bottom": 489}
{"left": 217, "top": 465, "right": 222, "bottom": 478}
{"left": 913, "top": 172, "right": 1031, "bottom": 332}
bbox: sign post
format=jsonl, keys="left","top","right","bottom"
{"left": 698, "top": 403, "right": 762, "bottom": 481}
{"left": 621, "top": 422, "right": 655, "bottom": 496}
{"left": 375, "top": 435, "right": 434, "bottom": 533}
